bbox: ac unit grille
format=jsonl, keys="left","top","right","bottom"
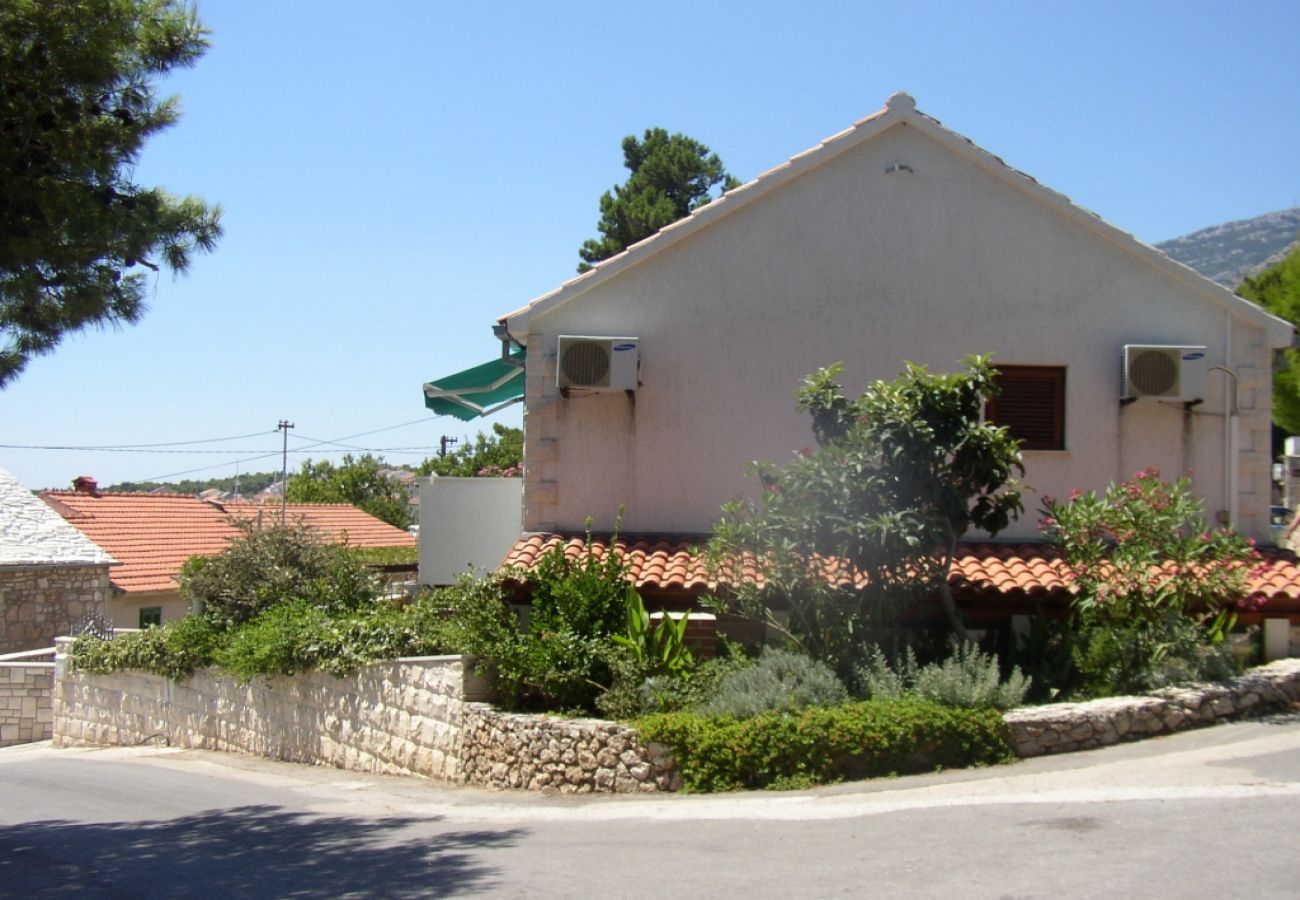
{"left": 556, "top": 335, "right": 639, "bottom": 391}
{"left": 561, "top": 341, "right": 610, "bottom": 387}
{"left": 1128, "top": 349, "right": 1179, "bottom": 396}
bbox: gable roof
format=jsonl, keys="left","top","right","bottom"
{"left": 500, "top": 532, "right": 1300, "bottom": 613}
{"left": 41, "top": 491, "right": 415, "bottom": 594}
{"left": 500, "top": 93, "right": 1292, "bottom": 347}
{"left": 0, "top": 467, "right": 115, "bottom": 568}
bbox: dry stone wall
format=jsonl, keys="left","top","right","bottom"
{"left": 0, "top": 664, "right": 53, "bottom": 746}
{"left": 460, "top": 706, "right": 678, "bottom": 792}
{"left": 1005, "top": 659, "right": 1300, "bottom": 756}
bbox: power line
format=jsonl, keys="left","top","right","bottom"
{"left": 140, "top": 417, "right": 449, "bottom": 481}
{"left": 0, "top": 444, "right": 446, "bottom": 454}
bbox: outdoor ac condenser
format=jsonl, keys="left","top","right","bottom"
{"left": 556, "top": 336, "right": 639, "bottom": 391}
{"left": 1121, "top": 345, "right": 1207, "bottom": 401}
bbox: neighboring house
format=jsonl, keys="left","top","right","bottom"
{"left": 41, "top": 478, "right": 417, "bottom": 629}
{"left": 430, "top": 93, "right": 1300, "bottom": 648}
{"left": 0, "top": 467, "right": 115, "bottom": 653}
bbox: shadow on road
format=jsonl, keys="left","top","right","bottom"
{"left": 0, "top": 804, "right": 523, "bottom": 898}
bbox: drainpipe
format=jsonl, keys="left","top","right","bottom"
{"left": 1209, "top": 351, "right": 1239, "bottom": 529}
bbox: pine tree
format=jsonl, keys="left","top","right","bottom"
{"left": 0, "top": 0, "right": 222, "bottom": 387}
{"left": 577, "top": 128, "right": 739, "bottom": 272}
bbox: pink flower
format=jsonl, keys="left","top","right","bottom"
{"left": 1069, "top": 488, "right": 1082, "bottom": 501}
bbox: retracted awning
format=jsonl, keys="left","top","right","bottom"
{"left": 422, "top": 347, "right": 526, "bottom": 421}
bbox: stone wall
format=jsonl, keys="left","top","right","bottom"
{"left": 52, "top": 650, "right": 1300, "bottom": 791}
{"left": 0, "top": 664, "right": 53, "bottom": 746}
{"left": 460, "top": 706, "right": 678, "bottom": 792}
{"left": 55, "top": 655, "right": 492, "bottom": 781}
{"left": 52, "top": 654, "right": 674, "bottom": 792}
{"left": 1005, "top": 659, "right": 1300, "bottom": 757}
{"left": 0, "top": 565, "right": 110, "bottom": 654}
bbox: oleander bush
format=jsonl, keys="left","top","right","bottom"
{"left": 636, "top": 697, "right": 1014, "bottom": 792}
{"left": 1042, "top": 469, "right": 1261, "bottom": 697}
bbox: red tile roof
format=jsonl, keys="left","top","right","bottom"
{"left": 500, "top": 533, "right": 1300, "bottom": 613}
{"left": 41, "top": 492, "right": 414, "bottom": 595}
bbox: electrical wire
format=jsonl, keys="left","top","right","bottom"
{"left": 12, "top": 416, "right": 518, "bottom": 482}
{"left": 140, "top": 417, "right": 450, "bottom": 481}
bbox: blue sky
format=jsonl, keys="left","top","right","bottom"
{"left": 4, "top": 0, "right": 1298, "bottom": 490}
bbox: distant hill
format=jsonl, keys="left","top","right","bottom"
{"left": 1156, "top": 207, "right": 1300, "bottom": 288}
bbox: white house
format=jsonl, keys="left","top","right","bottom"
{"left": 492, "top": 92, "right": 1292, "bottom": 545}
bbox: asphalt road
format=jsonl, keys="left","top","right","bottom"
{"left": 3, "top": 715, "right": 1300, "bottom": 898}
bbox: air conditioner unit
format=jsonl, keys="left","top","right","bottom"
{"left": 1122, "top": 345, "right": 1207, "bottom": 401}
{"left": 556, "top": 336, "right": 639, "bottom": 391}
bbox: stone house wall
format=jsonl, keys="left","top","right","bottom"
{"left": 0, "top": 565, "right": 110, "bottom": 655}
{"left": 0, "top": 664, "right": 53, "bottom": 747}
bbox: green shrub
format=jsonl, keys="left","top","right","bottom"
{"left": 637, "top": 697, "right": 1014, "bottom": 792}
{"left": 697, "top": 647, "right": 847, "bottom": 718}
{"left": 180, "top": 522, "right": 382, "bottom": 630}
{"left": 427, "top": 527, "right": 641, "bottom": 713}
{"left": 856, "top": 643, "right": 1029, "bottom": 710}
{"left": 349, "top": 546, "right": 419, "bottom": 567}
{"left": 71, "top": 615, "right": 221, "bottom": 680}
{"left": 912, "top": 643, "right": 1030, "bottom": 709}
{"left": 1043, "top": 469, "right": 1261, "bottom": 696}
{"left": 597, "top": 644, "right": 752, "bottom": 720}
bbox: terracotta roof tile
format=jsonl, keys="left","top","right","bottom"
{"left": 41, "top": 492, "right": 414, "bottom": 595}
{"left": 500, "top": 534, "right": 1300, "bottom": 612}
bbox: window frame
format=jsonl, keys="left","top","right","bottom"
{"left": 138, "top": 607, "right": 163, "bottom": 629}
{"left": 986, "top": 365, "right": 1067, "bottom": 451}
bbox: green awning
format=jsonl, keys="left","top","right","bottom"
{"left": 422, "top": 347, "right": 526, "bottom": 421}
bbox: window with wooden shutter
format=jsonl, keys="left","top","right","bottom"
{"left": 986, "top": 366, "right": 1065, "bottom": 451}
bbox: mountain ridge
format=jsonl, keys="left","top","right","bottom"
{"left": 1155, "top": 207, "right": 1300, "bottom": 288}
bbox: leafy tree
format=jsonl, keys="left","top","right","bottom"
{"left": 0, "top": 0, "right": 223, "bottom": 387}
{"left": 707, "top": 357, "right": 1024, "bottom": 680}
{"left": 180, "top": 521, "right": 382, "bottom": 630}
{"left": 285, "top": 453, "right": 413, "bottom": 529}
{"left": 577, "top": 128, "right": 740, "bottom": 272}
{"left": 1237, "top": 246, "right": 1300, "bottom": 434}
{"left": 419, "top": 423, "right": 522, "bottom": 477}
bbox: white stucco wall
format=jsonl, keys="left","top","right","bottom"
{"left": 516, "top": 118, "right": 1282, "bottom": 542}
{"left": 109, "top": 589, "right": 190, "bottom": 630}
{"left": 418, "top": 476, "right": 523, "bottom": 585}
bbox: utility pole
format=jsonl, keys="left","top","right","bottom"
{"left": 277, "top": 420, "right": 294, "bottom": 525}
{"left": 439, "top": 435, "right": 458, "bottom": 458}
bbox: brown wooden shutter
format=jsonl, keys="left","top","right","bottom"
{"left": 987, "top": 366, "right": 1065, "bottom": 450}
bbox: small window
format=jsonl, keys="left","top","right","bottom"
{"left": 987, "top": 365, "right": 1066, "bottom": 451}
{"left": 139, "top": 607, "right": 163, "bottom": 629}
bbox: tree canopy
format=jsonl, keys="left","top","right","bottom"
{"left": 1237, "top": 246, "right": 1300, "bottom": 434}
{"left": 285, "top": 454, "right": 413, "bottom": 530}
{"left": 707, "top": 357, "right": 1024, "bottom": 680}
{"left": 419, "top": 423, "right": 522, "bottom": 477}
{"left": 0, "top": 0, "right": 223, "bottom": 387}
{"left": 577, "top": 128, "right": 740, "bottom": 273}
